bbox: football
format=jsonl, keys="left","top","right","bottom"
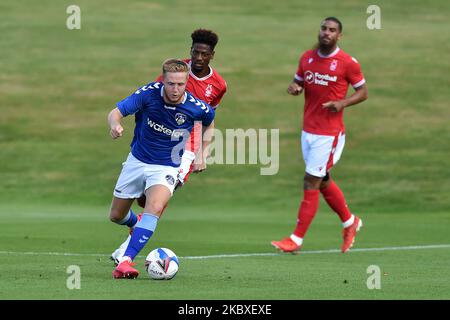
{"left": 144, "top": 248, "right": 179, "bottom": 280}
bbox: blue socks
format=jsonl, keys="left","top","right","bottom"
{"left": 118, "top": 209, "right": 138, "bottom": 228}
{"left": 123, "top": 213, "right": 159, "bottom": 260}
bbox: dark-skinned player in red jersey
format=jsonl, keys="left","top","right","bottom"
{"left": 110, "top": 29, "right": 227, "bottom": 264}
{"left": 272, "top": 17, "right": 368, "bottom": 253}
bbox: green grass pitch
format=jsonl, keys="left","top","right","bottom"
{"left": 0, "top": 0, "right": 449, "bottom": 299}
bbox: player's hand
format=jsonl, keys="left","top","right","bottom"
{"left": 110, "top": 124, "right": 124, "bottom": 139}
{"left": 322, "top": 101, "right": 346, "bottom": 113}
{"left": 193, "top": 162, "right": 207, "bottom": 173}
{"left": 287, "top": 82, "right": 304, "bottom": 96}
{"left": 192, "top": 156, "right": 207, "bottom": 173}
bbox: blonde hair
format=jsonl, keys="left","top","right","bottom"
{"left": 162, "top": 59, "right": 190, "bottom": 75}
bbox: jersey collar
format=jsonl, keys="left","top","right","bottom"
{"left": 317, "top": 46, "right": 340, "bottom": 58}
{"left": 188, "top": 61, "right": 213, "bottom": 81}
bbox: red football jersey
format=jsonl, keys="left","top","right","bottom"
{"left": 156, "top": 59, "right": 227, "bottom": 153}
{"left": 295, "top": 47, "right": 365, "bottom": 136}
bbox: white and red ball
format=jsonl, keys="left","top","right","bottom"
{"left": 144, "top": 248, "right": 179, "bottom": 280}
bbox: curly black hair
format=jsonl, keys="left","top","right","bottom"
{"left": 191, "top": 29, "right": 219, "bottom": 50}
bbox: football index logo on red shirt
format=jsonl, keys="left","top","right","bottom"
{"left": 304, "top": 70, "right": 337, "bottom": 86}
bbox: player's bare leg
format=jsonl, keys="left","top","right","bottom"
{"left": 136, "top": 194, "right": 146, "bottom": 209}
{"left": 142, "top": 185, "right": 171, "bottom": 217}
{"left": 109, "top": 197, "right": 134, "bottom": 224}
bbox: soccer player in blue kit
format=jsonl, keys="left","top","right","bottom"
{"left": 108, "top": 59, "right": 215, "bottom": 279}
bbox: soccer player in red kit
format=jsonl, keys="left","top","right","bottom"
{"left": 110, "top": 29, "right": 227, "bottom": 264}
{"left": 271, "top": 17, "right": 368, "bottom": 253}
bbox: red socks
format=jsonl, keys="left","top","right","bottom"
{"left": 293, "top": 189, "right": 320, "bottom": 238}
{"left": 320, "top": 180, "right": 352, "bottom": 223}
{"left": 292, "top": 181, "right": 352, "bottom": 239}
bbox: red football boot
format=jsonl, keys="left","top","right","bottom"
{"left": 341, "top": 216, "right": 363, "bottom": 253}
{"left": 112, "top": 258, "right": 139, "bottom": 279}
{"left": 271, "top": 237, "right": 301, "bottom": 253}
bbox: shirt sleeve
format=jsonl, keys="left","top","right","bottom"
{"left": 116, "top": 85, "right": 149, "bottom": 116}
{"left": 346, "top": 57, "right": 366, "bottom": 88}
{"left": 294, "top": 53, "right": 306, "bottom": 81}
{"left": 200, "top": 103, "right": 215, "bottom": 127}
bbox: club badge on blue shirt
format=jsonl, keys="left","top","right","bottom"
{"left": 175, "top": 113, "right": 187, "bottom": 125}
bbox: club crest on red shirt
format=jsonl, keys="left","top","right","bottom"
{"left": 330, "top": 59, "right": 338, "bottom": 71}
{"left": 205, "top": 84, "right": 213, "bottom": 97}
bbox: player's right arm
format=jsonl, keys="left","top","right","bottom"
{"left": 287, "top": 53, "right": 305, "bottom": 96}
{"left": 108, "top": 83, "right": 151, "bottom": 139}
{"left": 108, "top": 108, "right": 124, "bottom": 139}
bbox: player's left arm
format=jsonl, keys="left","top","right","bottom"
{"left": 322, "top": 84, "right": 368, "bottom": 113}
{"left": 193, "top": 103, "right": 215, "bottom": 173}
{"left": 193, "top": 120, "right": 215, "bottom": 173}
{"left": 322, "top": 57, "right": 368, "bottom": 113}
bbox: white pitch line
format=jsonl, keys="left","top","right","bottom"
{"left": 182, "top": 244, "right": 450, "bottom": 259}
{"left": 0, "top": 251, "right": 107, "bottom": 257}
{"left": 0, "top": 244, "right": 449, "bottom": 260}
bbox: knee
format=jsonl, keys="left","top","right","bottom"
{"left": 109, "top": 209, "right": 124, "bottom": 224}
{"left": 303, "top": 174, "right": 323, "bottom": 190}
{"left": 146, "top": 200, "right": 165, "bottom": 216}
{"left": 319, "top": 174, "right": 331, "bottom": 191}
{"left": 319, "top": 180, "right": 330, "bottom": 191}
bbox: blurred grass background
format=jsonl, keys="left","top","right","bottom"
{"left": 0, "top": 0, "right": 449, "bottom": 299}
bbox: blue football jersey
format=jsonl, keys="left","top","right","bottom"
{"left": 116, "top": 82, "right": 215, "bottom": 167}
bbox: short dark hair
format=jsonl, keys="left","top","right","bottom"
{"left": 323, "top": 17, "right": 343, "bottom": 32}
{"left": 191, "top": 29, "right": 219, "bottom": 50}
